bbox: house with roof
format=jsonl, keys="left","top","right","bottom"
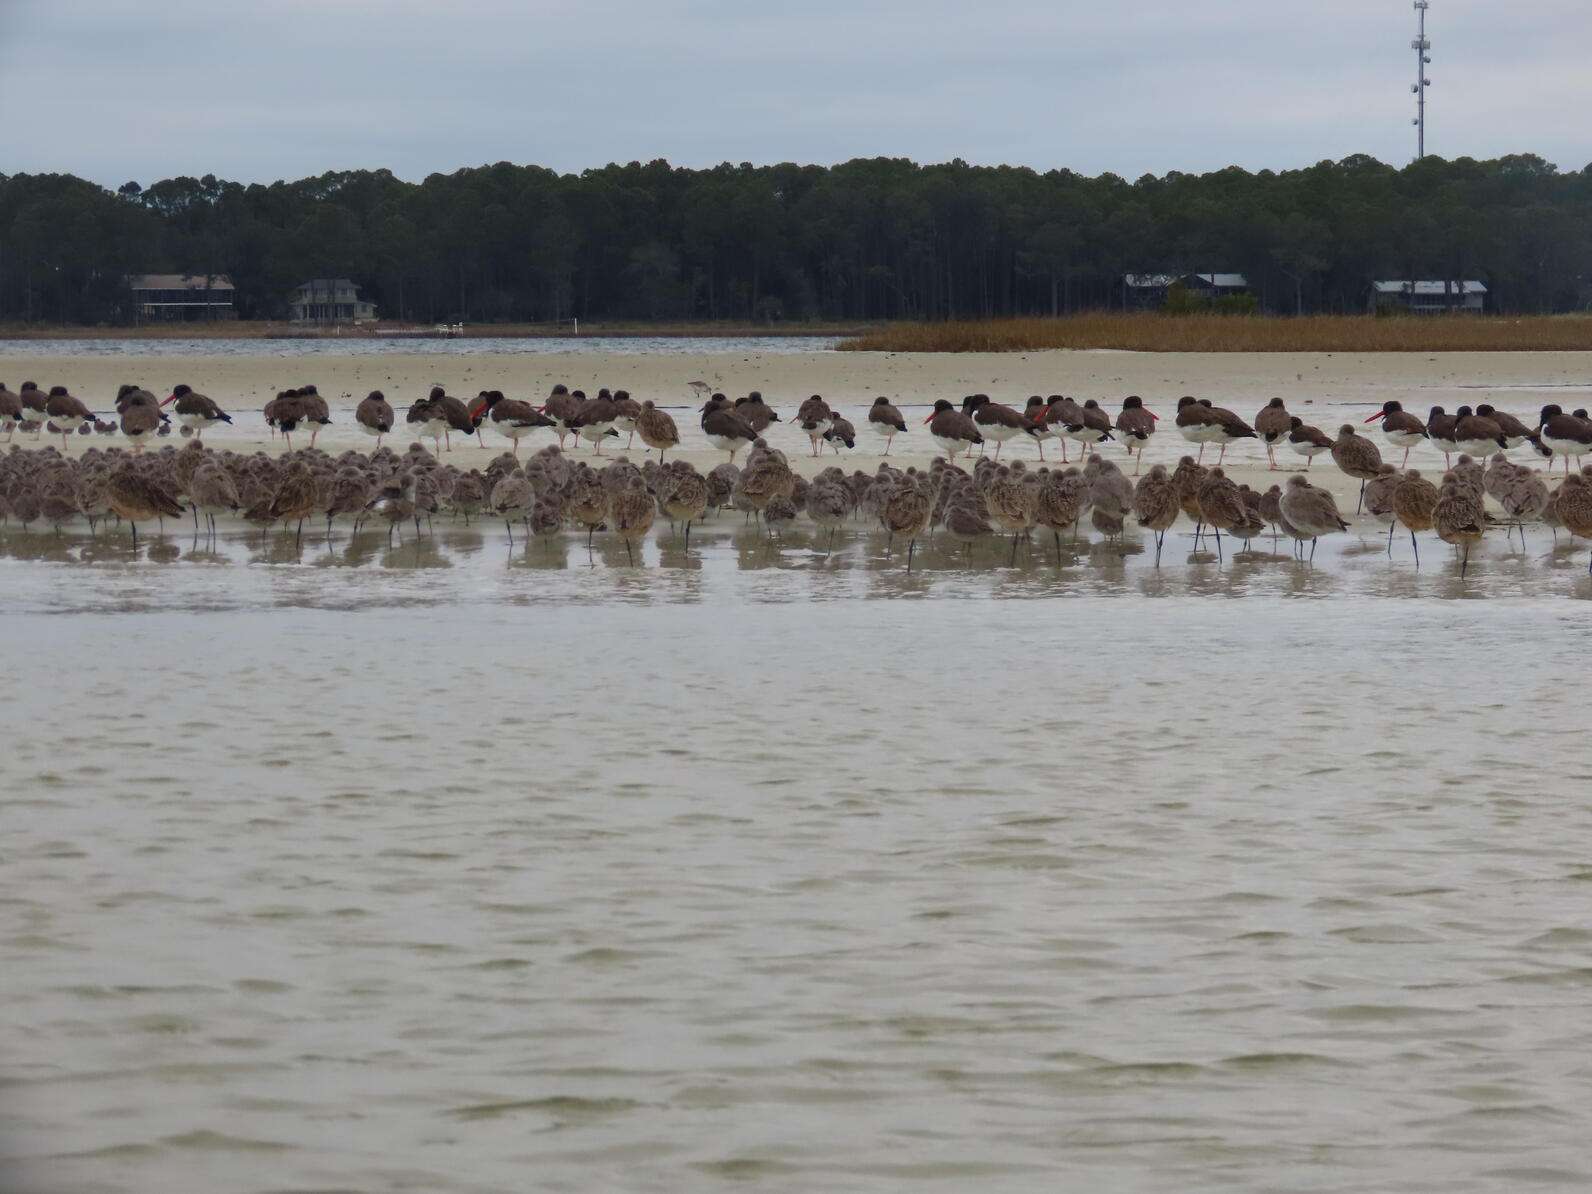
{"left": 129, "top": 274, "right": 236, "bottom": 321}
{"left": 1370, "top": 280, "right": 1486, "bottom": 314}
{"left": 288, "top": 278, "right": 377, "bottom": 325}
{"left": 1123, "top": 272, "right": 1249, "bottom": 308}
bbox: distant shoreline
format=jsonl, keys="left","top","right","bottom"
{"left": 0, "top": 321, "right": 873, "bottom": 343}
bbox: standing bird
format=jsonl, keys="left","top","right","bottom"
{"left": 823, "top": 414, "right": 857, "bottom": 454}
{"left": 1474, "top": 403, "right": 1533, "bottom": 450}
{"left": 1363, "top": 400, "right": 1428, "bottom": 468}
{"left": 867, "top": 396, "right": 908, "bottom": 455}
{"left": 1330, "top": 424, "right": 1384, "bottom": 513}
{"left": 700, "top": 395, "right": 760, "bottom": 462}
{"left": 1174, "top": 396, "right": 1219, "bottom": 462}
{"left": 105, "top": 464, "right": 184, "bottom": 548}
{"left": 1362, "top": 463, "right": 1401, "bottom": 550}
{"left": 119, "top": 402, "right": 165, "bottom": 451}
{"left": 159, "top": 384, "right": 232, "bottom": 440}
{"left": 963, "top": 394, "right": 1037, "bottom": 462}
{"left": 405, "top": 393, "right": 446, "bottom": 453}
{"left": 1433, "top": 472, "right": 1487, "bottom": 577}
{"left": 1041, "top": 395, "right": 1087, "bottom": 462}
{"left": 295, "top": 385, "right": 333, "bottom": 448}
{"left": 795, "top": 395, "right": 835, "bottom": 457}
{"left": 540, "top": 384, "right": 583, "bottom": 449}
{"left": 474, "top": 390, "right": 554, "bottom": 455}
{"left": 1113, "top": 395, "right": 1157, "bottom": 473}
{"left": 0, "top": 382, "right": 22, "bottom": 440}
{"left": 880, "top": 475, "right": 933, "bottom": 570}
{"left": 608, "top": 475, "right": 656, "bottom": 565}
{"left": 1132, "top": 463, "right": 1180, "bottom": 564}
{"left": 1537, "top": 404, "right": 1592, "bottom": 475}
{"left": 924, "top": 399, "right": 983, "bottom": 461}
{"left": 1426, "top": 405, "right": 1460, "bottom": 469}
{"left": 1254, "top": 397, "right": 1293, "bottom": 470}
{"left": 1194, "top": 466, "right": 1246, "bottom": 560}
{"left": 1066, "top": 399, "right": 1118, "bottom": 458}
{"left": 1278, "top": 475, "right": 1348, "bottom": 561}
{"left": 1391, "top": 468, "right": 1440, "bottom": 565}
{"left": 355, "top": 390, "right": 396, "bottom": 449}
{"left": 610, "top": 389, "right": 643, "bottom": 449}
{"left": 1204, "top": 402, "right": 1257, "bottom": 466}
{"left": 1287, "top": 417, "right": 1332, "bottom": 469}
{"left": 635, "top": 400, "right": 681, "bottom": 463}
{"left": 1452, "top": 405, "right": 1510, "bottom": 461}
{"left": 427, "top": 387, "right": 478, "bottom": 451}
{"left": 734, "top": 392, "right": 780, "bottom": 436}
{"left": 43, "top": 386, "right": 94, "bottom": 448}
{"left": 18, "top": 381, "right": 49, "bottom": 437}
{"left": 1554, "top": 468, "right": 1592, "bottom": 572}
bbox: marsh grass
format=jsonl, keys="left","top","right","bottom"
{"left": 837, "top": 313, "right": 1592, "bottom": 353}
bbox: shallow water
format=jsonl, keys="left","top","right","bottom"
{"left": 5, "top": 520, "right": 1592, "bottom": 1194}
{"left": 0, "top": 335, "right": 841, "bottom": 360}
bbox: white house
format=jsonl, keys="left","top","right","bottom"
{"left": 129, "top": 274, "right": 236, "bottom": 321}
{"left": 1371, "top": 280, "right": 1486, "bottom": 314}
{"left": 289, "top": 279, "right": 377, "bottom": 324}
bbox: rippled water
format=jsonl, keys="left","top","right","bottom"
{"left": 0, "top": 335, "right": 841, "bottom": 360}
{"left": 5, "top": 519, "right": 1592, "bottom": 1194}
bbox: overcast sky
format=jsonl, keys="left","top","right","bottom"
{"left": 1, "top": 0, "right": 1587, "bottom": 189}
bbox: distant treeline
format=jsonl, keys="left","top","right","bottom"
{"left": 1, "top": 153, "right": 1588, "bottom": 326}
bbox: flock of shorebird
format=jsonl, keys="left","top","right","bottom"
{"left": 4, "top": 378, "right": 1592, "bottom": 571}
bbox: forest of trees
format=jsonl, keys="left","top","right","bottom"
{"left": 0, "top": 153, "right": 1588, "bottom": 326}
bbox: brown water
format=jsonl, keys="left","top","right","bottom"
{"left": 5, "top": 521, "right": 1592, "bottom": 1193}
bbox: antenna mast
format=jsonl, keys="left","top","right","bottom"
{"left": 1411, "top": 2, "right": 1431, "bottom": 160}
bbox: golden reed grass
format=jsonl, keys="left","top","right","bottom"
{"left": 838, "top": 313, "right": 1592, "bottom": 353}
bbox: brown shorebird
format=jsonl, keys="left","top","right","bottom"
{"left": 1474, "top": 404, "right": 1533, "bottom": 449}
{"left": 1203, "top": 403, "right": 1257, "bottom": 466}
{"left": 608, "top": 475, "right": 656, "bottom": 565}
{"left": 539, "top": 384, "right": 583, "bottom": 448}
{"left": 105, "top": 465, "right": 183, "bottom": 548}
{"left": 1278, "top": 474, "right": 1348, "bottom": 561}
{"left": 296, "top": 385, "right": 333, "bottom": 448}
{"left": 983, "top": 464, "right": 1036, "bottom": 563}
{"left": 0, "top": 382, "right": 22, "bottom": 440}
{"left": 1363, "top": 400, "right": 1427, "bottom": 468}
{"left": 1426, "top": 406, "right": 1460, "bottom": 468}
{"left": 1362, "top": 463, "right": 1400, "bottom": 550}
{"left": 18, "top": 381, "right": 48, "bottom": 435}
{"left": 795, "top": 395, "right": 835, "bottom": 457}
{"left": 160, "top": 385, "right": 232, "bottom": 440}
{"left": 1555, "top": 468, "right": 1592, "bottom": 572}
{"left": 1287, "top": 417, "right": 1332, "bottom": 469}
{"left": 733, "top": 392, "right": 780, "bottom": 436}
{"left": 43, "top": 386, "right": 93, "bottom": 448}
{"left": 119, "top": 402, "right": 164, "bottom": 451}
{"left": 823, "top": 415, "right": 857, "bottom": 454}
{"left": 475, "top": 391, "right": 555, "bottom": 455}
{"left": 1040, "top": 395, "right": 1086, "bottom": 462}
{"left": 1433, "top": 472, "right": 1486, "bottom": 576}
{"left": 962, "top": 394, "right": 1031, "bottom": 462}
{"left": 1452, "top": 405, "right": 1510, "bottom": 460}
{"left": 662, "top": 463, "right": 711, "bottom": 546}
{"left": 868, "top": 397, "right": 908, "bottom": 455}
{"left": 881, "top": 475, "right": 933, "bottom": 570}
{"left": 1537, "top": 405, "right": 1592, "bottom": 475}
{"left": 355, "top": 390, "right": 396, "bottom": 449}
{"left": 1254, "top": 397, "right": 1292, "bottom": 470}
{"left": 608, "top": 389, "right": 643, "bottom": 449}
{"left": 1174, "top": 396, "right": 1219, "bottom": 462}
{"left": 925, "top": 399, "right": 983, "bottom": 461}
{"left": 700, "top": 395, "right": 759, "bottom": 462}
{"left": 1330, "top": 424, "right": 1383, "bottom": 513}
{"left": 1391, "top": 468, "right": 1439, "bottom": 565}
{"left": 1132, "top": 463, "right": 1180, "bottom": 564}
{"left": 1114, "top": 396, "right": 1157, "bottom": 473}
{"left": 1194, "top": 466, "right": 1245, "bottom": 560}
{"left": 635, "top": 400, "right": 681, "bottom": 463}
{"left": 1068, "top": 400, "right": 1118, "bottom": 458}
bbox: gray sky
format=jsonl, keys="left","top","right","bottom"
{"left": 2, "top": 0, "right": 1587, "bottom": 189}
